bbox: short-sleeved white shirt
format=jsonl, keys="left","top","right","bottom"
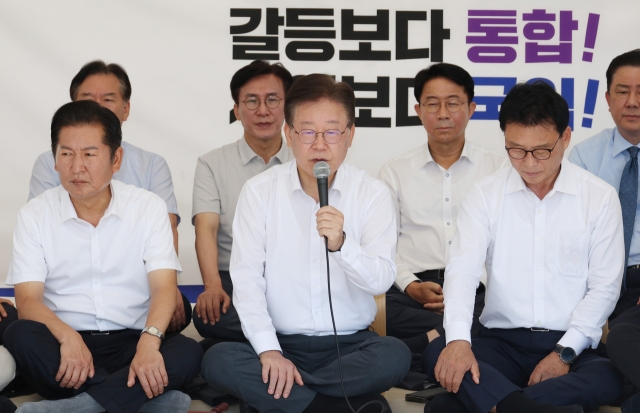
{"left": 7, "top": 180, "right": 181, "bottom": 331}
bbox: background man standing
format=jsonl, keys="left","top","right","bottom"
{"left": 191, "top": 60, "right": 293, "bottom": 344}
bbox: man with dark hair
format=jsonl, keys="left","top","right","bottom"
{"left": 378, "top": 63, "right": 507, "bottom": 356}
{"left": 200, "top": 74, "right": 411, "bottom": 413}
{"left": 27, "top": 60, "right": 189, "bottom": 333}
{"left": 4, "top": 100, "right": 202, "bottom": 413}
{"left": 568, "top": 49, "right": 640, "bottom": 413}
{"left": 191, "top": 60, "right": 293, "bottom": 342}
{"left": 424, "top": 82, "right": 624, "bottom": 413}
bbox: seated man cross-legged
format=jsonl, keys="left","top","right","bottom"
{"left": 4, "top": 101, "right": 202, "bottom": 413}
{"left": 201, "top": 74, "right": 412, "bottom": 413}
{"left": 424, "top": 82, "right": 625, "bottom": 413}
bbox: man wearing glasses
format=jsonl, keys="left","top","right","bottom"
{"left": 378, "top": 63, "right": 507, "bottom": 357}
{"left": 200, "top": 74, "right": 411, "bottom": 413}
{"left": 423, "top": 82, "right": 624, "bottom": 413}
{"left": 191, "top": 60, "right": 293, "bottom": 344}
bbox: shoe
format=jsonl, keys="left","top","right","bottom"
{"left": 239, "top": 400, "right": 259, "bottom": 413}
{"left": 622, "top": 392, "right": 640, "bottom": 413}
{"left": 425, "top": 393, "right": 468, "bottom": 413}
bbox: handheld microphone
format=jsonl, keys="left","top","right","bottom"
{"left": 313, "top": 161, "right": 331, "bottom": 207}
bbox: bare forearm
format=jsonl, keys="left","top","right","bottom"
{"left": 195, "top": 215, "right": 221, "bottom": 288}
{"left": 169, "top": 214, "right": 179, "bottom": 255}
{"left": 145, "top": 283, "right": 176, "bottom": 334}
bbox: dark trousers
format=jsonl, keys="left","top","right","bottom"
{"left": 192, "top": 271, "right": 245, "bottom": 342}
{"left": 0, "top": 303, "right": 18, "bottom": 346}
{"left": 424, "top": 328, "right": 623, "bottom": 413}
{"left": 4, "top": 320, "right": 203, "bottom": 413}
{"left": 386, "top": 276, "right": 485, "bottom": 354}
{"left": 202, "top": 330, "right": 411, "bottom": 413}
{"left": 608, "top": 323, "right": 640, "bottom": 391}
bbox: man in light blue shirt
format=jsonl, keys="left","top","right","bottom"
{"left": 569, "top": 49, "right": 640, "bottom": 413}
{"left": 568, "top": 50, "right": 640, "bottom": 321}
{"left": 26, "top": 60, "right": 188, "bottom": 333}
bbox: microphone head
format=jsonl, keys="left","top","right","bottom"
{"left": 313, "top": 161, "right": 331, "bottom": 179}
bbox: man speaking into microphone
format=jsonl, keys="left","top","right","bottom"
{"left": 201, "top": 74, "right": 411, "bottom": 413}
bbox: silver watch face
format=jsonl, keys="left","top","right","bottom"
{"left": 147, "top": 327, "right": 160, "bottom": 335}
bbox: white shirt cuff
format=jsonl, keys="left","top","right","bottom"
{"left": 557, "top": 327, "right": 592, "bottom": 355}
{"left": 248, "top": 330, "right": 282, "bottom": 356}
{"left": 395, "top": 271, "right": 420, "bottom": 293}
{"left": 331, "top": 235, "right": 359, "bottom": 263}
{"left": 444, "top": 321, "right": 472, "bottom": 345}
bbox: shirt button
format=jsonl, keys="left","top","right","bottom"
{"left": 315, "top": 311, "right": 318, "bottom": 315}
{"left": 537, "top": 210, "right": 542, "bottom": 214}
{"left": 445, "top": 198, "right": 449, "bottom": 202}
{"left": 345, "top": 253, "right": 349, "bottom": 257}
{"left": 314, "top": 285, "right": 317, "bottom": 289}
{"left": 447, "top": 222, "right": 450, "bottom": 226}
{"left": 537, "top": 294, "right": 541, "bottom": 298}
{"left": 446, "top": 174, "right": 450, "bottom": 177}
{"left": 537, "top": 266, "right": 541, "bottom": 270}
{"left": 448, "top": 241, "right": 452, "bottom": 245}
{"left": 537, "top": 321, "right": 541, "bottom": 326}
{"left": 96, "top": 319, "right": 102, "bottom": 323}
{"left": 537, "top": 238, "right": 541, "bottom": 241}
{"left": 313, "top": 258, "right": 317, "bottom": 263}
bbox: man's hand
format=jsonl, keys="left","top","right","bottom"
{"left": 0, "top": 298, "right": 14, "bottom": 320}
{"left": 316, "top": 206, "right": 345, "bottom": 252}
{"left": 195, "top": 278, "right": 231, "bottom": 325}
{"left": 527, "top": 351, "right": 570, "bottom": 386}
{"left": 259, "top": 350, "right": 304, "bottom": 399}
{"left": 167, "top": 288, "right": 186, "bottom": 333}
{"left": 127, "top": 334, "right": 168, "bottom": 398}
{"left": 56, "top": 332, "right": 95, "bottom": 389}
{"left": 434, "top": 340, "right": 480, "bottom": 393}
{"left": 405, "top": 281, "right": 444, "bottom": 313}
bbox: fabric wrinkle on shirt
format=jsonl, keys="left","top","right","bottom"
{"left": 230, "top": 161, "right": 397, "bottom": 355}
{"left": 191, "top": 136, "right": 292, "bottom": 271}
{"left": 378, "top": 141, "right": 508, "bottom": 292}
{"left": 7, "top": 180, "right": 181, "bottom": 331}
{"left": 444, "top": 160, "right": 624, "bottom": 355}
{"left": 569, "top": 127, "right": 640, "bottom": 266}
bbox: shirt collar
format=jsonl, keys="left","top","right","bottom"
{"left": 239, "top": 135, "right": 289, "bottom": 166}
{"left": 59, "top": 182, "right": 122, "bottom": 223}
{"left": 289, "top": 161, "right": 345, "bottom": 196}
{"left": 505, "top": 159, "right": 577, "bottom": 196}
{"left": 416, "top": 141, "right": 474, "bottom": 169}
{"left": 612, "top": 127, "right": 639, "bottom": 158}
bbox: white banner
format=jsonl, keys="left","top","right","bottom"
{"left": 0, "top": 0, "right": 634, "bottom": 289}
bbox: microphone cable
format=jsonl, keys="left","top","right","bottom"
{"left": 323, "top": 236, "right": 386, "bottom": 413}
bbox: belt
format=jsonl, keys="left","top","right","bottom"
{"left": 78, "top": 329, "right": 128, "bottom": 336}
{"left": 414, "top": 269, "right": 446, "bottom": 281}
{"left": 627, "top": 266, "right": 640, "bottom": 289}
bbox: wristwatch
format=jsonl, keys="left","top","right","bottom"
{"left": 554, "top": 344, "right": 577, "bottom": 364}
{"left": 141, "top": 326, "right": 164, "bottom": 340}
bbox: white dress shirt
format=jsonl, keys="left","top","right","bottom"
{"left": 7, "top": 180, "right": 181, "bottom": 332}
{"left": 378, "top": 141, "right": 508, "bottom": 291}
{"left": 444, "top": 160, "right": 624, "bottom": 355}
{"left": 231, "top": 161, "right": 397, "bottom": 355}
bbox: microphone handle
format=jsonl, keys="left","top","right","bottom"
{"left": 317, "top": 177, "right": 329, "bottom": 207}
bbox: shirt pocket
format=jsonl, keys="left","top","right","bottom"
{"left": 557, "top": 230, "right": 589, "bottom": 276}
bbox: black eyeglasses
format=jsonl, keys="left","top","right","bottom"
{"left": 505, "top": 136, "right": 562, "bottom": 160}
{"left": 421, "top": 99, "right": 467, "bottom": 113}
{"left": 291, "top": 126, "right": 348, "bottom": 144}
{"left": 242, "top": 96, "right": 282, "bottom": 110}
